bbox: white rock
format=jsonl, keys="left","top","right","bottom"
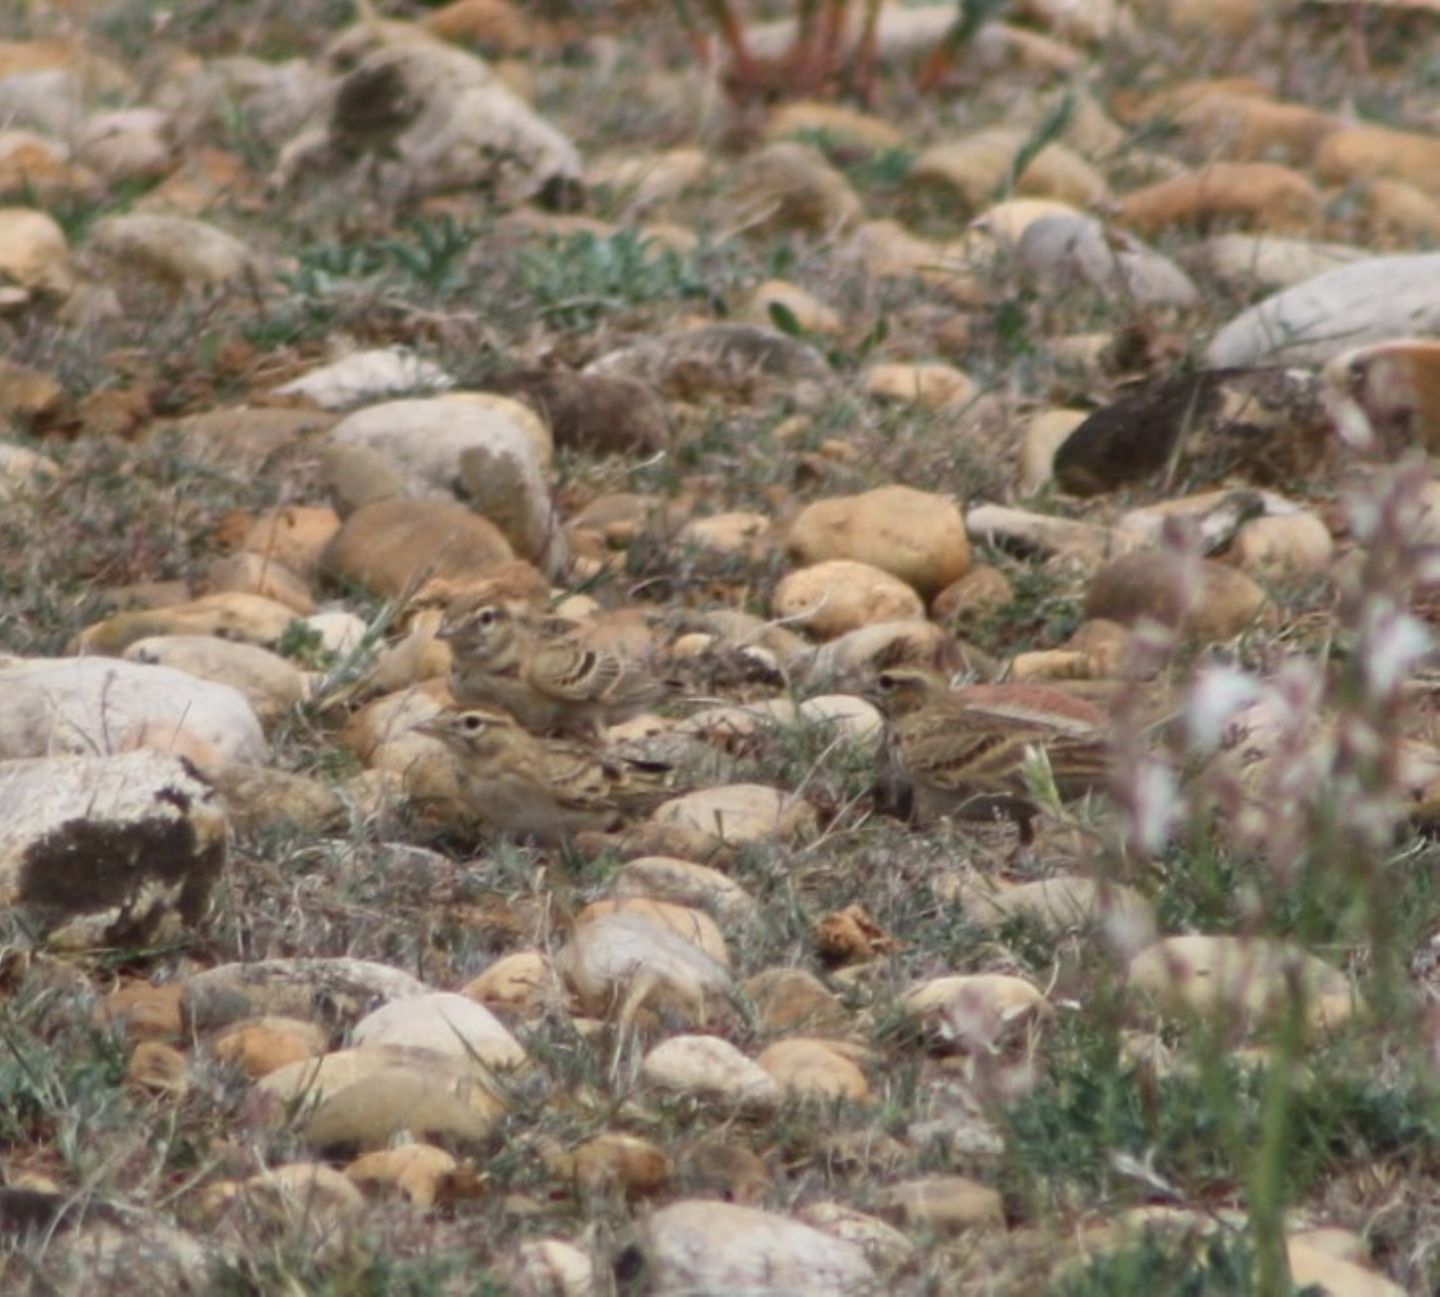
{"left": 1017, "top": 213, "right": 1198, "bottom": 308}
{"left": 272, "top": 346, "right": 455, "bottom": 409}
{"left": 1200, "top": 233, "right": 1368, "bottom": 292}
{"left": 653, "top": 784, "right": 818, "bottom": 844}
{"left": 641, "top": 1035, "right": 783, "bottom": 1111}
{"left": 1207, "top": 252, "right": 1440, "bottom": 367}
{"left": 122, "top": 635, "right": 307, "bottom": 723}
{"left": 557, "top": 911, "right": 733, "bottom": 1023}
{"left": 87, "top": 213, "right": 257, "bottom": 290}
{"left": 643, "top": 1199, "right": 875, "bottom": 1296}
{"left": 0, "top": 657, "right": 265, "bottom": 764}
{"left": 0, "top": 206, "right": 73, "bottom": 292}
{"left": 303, "top": 610, "right": 368, "bottom": 656}
{"left": 0, "top": 750, "right": 226, "bottom": 948}
{"left": 75, "top": 107, "right": 173, "bottom": 182}
{"left": 351, "top": 990, "right": 526, "bottom": 1070}
{"left": 511, "top": 1238, "right": 595, "bottom": 1297}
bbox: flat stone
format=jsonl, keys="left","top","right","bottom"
{"left": 653, "top": 784, "right": 818, "bottom": 845}
{"left": 641, "top": 1034, "right": 782, "bottom": 1111}
{"left": 351, "top": 990, "right": 527, "bottom": 1069}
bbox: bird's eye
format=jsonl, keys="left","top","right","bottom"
{"left": 478, "top": 609, "right": 498, "bottom": 626}
{"left": 877, "top": 673, "right": 896, "bottom": 691}
{"left": 463, "top": 715, "right": 482, "bottom": 730}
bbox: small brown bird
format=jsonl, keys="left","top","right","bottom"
{"left": 416, "top": 708, "right": 674, "bottom": 843}
{"left": 869, "top": 668, "right": 1112, "bottom": 840}
{"left": 443, "top": 603, "right": 672, "bottom": 738}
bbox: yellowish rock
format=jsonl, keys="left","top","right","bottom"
{"left": 678, "top": 510, "right": 772, "bottom": 557}
{"left": 774, "top": 560, "right": 925, "bottom": 637}
{"left": 127, "top": 1040, "right": 189, "bottom": 1095}
{"left": 908, "top": 131, "right": 1108, "bottom": 214}
{"left": 88, "top": 213, "right": 256, "bottom": 291}
{"left": 875, "top": 1176, "right": 1004, "bottom": 1233}
{"left": 1019, "top": 407, "right": 1088, "bottom": 493}
{"left": 1317, "top": 125, "right": 1440, "bottom": 197}
{"left": 641, "top": 1034, "right": 782, "bottom": 1112}
{"left": 653, "top": 783, "right": 818, "bottom": 845}
{"left": 1229, "top": 512, "right": 1333, "bottom": 574}
{"left": 1086, "top": 551, "right": 1269, "bottom": 641}
{"left": 766, "top": 100, "right": 903, "bottom": 152}
{"left": 73, "top": 591, "right": 301, "bottom": 654}
{"left": 1119, "top": 163, "right": 1322, "bottom": 235}
{"left": 570, "top": 1131, "right": 671, "bottom": 1198}
{"left": 345, "top": 1144, "right": 458, "bottom": 1206}
{"left": 1127, "top": 935, "right": 1354, "bottom": 1031}
{"left": 864, "top": 362, "right": 977, "bottom": 410}
{"left": 743, "top": 966, "right": 850, "bottom": 1035}
{"left": 613, "top": 856, "right": 757, "bottom": 924}
{"left": 747, "top": 279, "right": 842, "bottom": 335}
{"left": 122, "top": 635, "right": 307, "bottom": 723}
{"left": 579, "top": 897, "right": 730, "bottom": 967}
{"left": 205, "top": 552, "right": 314, "bottom": 614}
{"left": 787, "top": 485, "right": 970, "bottom": 598}
{"left": 959, "top": 874, "right": 1155, "bottom": 940}
{"left": 0, "top": 205, "right": 72, "bottom": 292}
{"left": 756, "top": 1037, "right": 869, "bottom": 1101}
{"left": 238, "top": 506, "right": 341, "bottom": 577}
{"left": 729, "top": 142, "right": 864, "bottom": 238}
{"left": 211, "top": 1015, "right": 329, "bottom": 1080}
{"left": 462, "top": 950, "right": 560, "bottom": 1017}
{"left": 1363, "top": 178, "right": 1440, "bottom": 246}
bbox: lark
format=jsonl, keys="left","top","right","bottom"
{"left": 869, "top": 668, "right": 1112, "bottom": 840}
{"left": 443, "top": 603, "right": 671, "bottom": 738}
{"left": 417, "top": 708, "right": 673, "bottom": 844}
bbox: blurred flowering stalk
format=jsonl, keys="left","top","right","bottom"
{"left": 1096, "top": 449, "right": 1438, "bottom": 1293}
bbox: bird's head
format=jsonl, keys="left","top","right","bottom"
{"left": 415, "top": 708, "right": 514, "bottom": 755}
{"left": 868, "top": 667, "right": 947, "bottom": 718}
{"left": 439, "top": 602, "right": 516, "bottom": 660}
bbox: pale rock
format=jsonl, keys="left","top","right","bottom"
{"left": 967, "top": 503, "right": 1134, "bottom": 564}
{"left": 74, "top": 591, "right": 302, "bottom": 654}
{"left": 1127, "top": 935, "right": 1354, "bottom": 1030}
{"left": 75, "top": 107, "right": 173, "bottom": 182}
{"left": 0, "top": 656, "right": 265, "bottom": 763}
{"left": 932, "top": 565, "right": 1014, "bottom": 624}
{"left": 38, "top": 1214, "right": 212, "bottom": 1293}
{"left": 970, "top": 196, "right": 1083, "bottom": 248}
{"left": 747, "top": 278, "right": 842, "bottom": 335}
{"left": 285, "top": 36, "right": 581, "bottom": 206}
{"left": 796, "top": 694, "right": 884, "bottom": 748}
{"left": 557, "top": 911, "right": 734, "bottom": 1023}
{"left": 729, "top": 141, "right": 864, "bottom": 238}
{"left": 959, "top": 874, "right": 1155, "bottom": 941}
{"left": 351, "top": 990, "right": 527, "bottom": 1070}
{"left": 208, "top": 1163, "right": 365, "bottom": 1233}
{"left": 744, "top": 966, "right": 849, "bottom": 1035}
{"left": 642, "top": 1199, "right": 875, "bottom": 1296}
{"left": 756, "top": 1037, "right": 869, "bottom": 1100}
{"left": 1016, "top": 213, "right": 1198, "bottom": 309}
{"left": 589, "top": 147, "right": 708, "bottom": 215}
{"left": 274, "top": 347, "right": 455, "bottom": 409}
{"left": 1363, "top": 178, "right": 1440, "bottom": 246}
{"left": 256, "top": 1046, "right": 427, "bottom": 1107}
{"left": 900, "top": 974, "right": 1046, "bottom": 1063}
{"left": 1207, "top": 253, "right": 1440, "bottom": 368}
{"left": 1316, "top": 124, "right": 1440, "bottom": 196}
{"left": 775, "top": 560, "right": 925, "bottom": 637}
{"left": 1229, "top": 512, "right": 1334, "bottom": 574}
{"left": 211, "top": 764, "right": 346, "bottom": 836}
{"left": 343, "top": 687, "right": 447, "bottom": 765}
{"left": 1168, "top": 93, "right": 1336, "bottom": 164}
{"left": 211, "top": 1016, "right": 329, "bottom": 1079}
{"left": 303, "top": 609, "right": 368, "bottom": 656}
{"left": 579, "top": 897, "right": 730, "bottom": 967}
{"left": 205, "top": 552, "right": 314, "bottom": 614}
{"left": 1119, "top": 163, "right": 1322, "bottom": 235}
{"left": 798, "top": 1201, "right": 915, "bottom": 1268}
{"left": 1115, "top": 488, "right": 1302, "bottom": 553}
{"left": 511, "top": 1239, "right": 596, "bottom": 1297}
{"left": 0, "top": 205, "right": 72, "bottom": 292}
{"left": 462, "top": 949, "right": 562, "bottom": 1017}
{"left": 653, "top": 783, "right": 818, "bottom": 845}
{"left": 320, "top": 497, "right": 514, "bottom": 600}
{"left": 233, "top": 506, "right": 339, "bottom": 576}
{"left": 166, "top": 406, "right": 337, "bottom": 474}
{"left": 99, "top": 982, "right": 184, "bottom": 1041}
{"left": 346, "top": 1143, "right": 457, "bottom": 1207}
{"left": 805, "top": 618, "right": 957, "bottom": 682}
{"left": 122, "top": 635, "right": 306, "bottom": 724}
{"left": 1086, "top": 551, "right": 1269, "bottom": 641}
{"left": 864, "top": 362, "right": 977, "bottom": 410}
{"left": 642, "top": 1035, "right": 783, "bottom": 1111}
{"left": 585, "top": 322, "right": 834, "bottom": 408}
{"left": 0, "top": 128, "right": 95, "bottom": 202}
{"left": 679, "top": 699, "right": 795, "bottom": 743}
{"left": 678, "top": 510, "right": 772, "bottom": 557}
{"left": 766, "top": 99, "right": 903, "bottom": 151}
{"left": 781, "top": 499, "right": 951, "bottom": 593}
{"left": 304, "top": 1057, "right": 507, "bottom": 1150}
{"left": 1286, "top": 1240, "right": 1404, "bottom": 1297}
{"left": 613, "top": 856, "right": 758, "bottom": 924}
{"left": 875, "top": 1175, "right": 1004, "bottom": 1232}
{"left": 1200, "top": 234, "right": 1367, "bottom": 292}
{"left": 0, "top": 750, "right": 225, "bottom": 948}
{"left": 0, "top": 438, "right": 58, "bottom": 500}
{"left": 908, "top": 130, "right": 1108, "bottom": 214}
{"left": 127, "top": 1040, "right": 190, "bottom": 1094}
{"left": 87, "top": 213, "right": 257, "bottom": 291}
{"left": 846, "top": 219, "right": 983, "bottom": 302}
{"left": 182, "top": 957, "right": 426, "bottom": 1033}
{"left": 570, "top": 1131, "right": 671, "bottom": 1198}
